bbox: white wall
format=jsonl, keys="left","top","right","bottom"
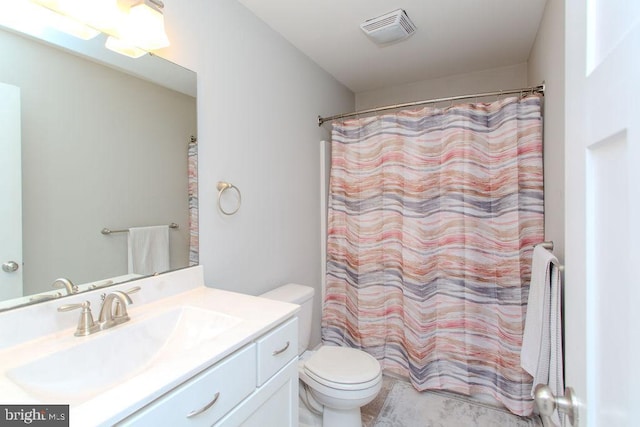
{"left": 159, "top": 0, "right": 354, "bottom": 347}
{"left": 355, "top": 63, "right": 528, "bottom": 110}
{"left": 528, "top": 0, "right": 565, "bottom": 263}
{"left": 0, "top": 30, "right": 194, "bottom": 295}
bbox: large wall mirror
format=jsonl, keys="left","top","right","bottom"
{"left": 0, "top": 24, "right": 197, "bottom": 311}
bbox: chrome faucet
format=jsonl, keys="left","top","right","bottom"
{"left": 58, "top": 301, "right": 100, "bottom": 336}
{"left": 52, "top": 277, "right": 78, "bottom": 295}
{"left": 58, "top": 289, "right": 138, "bottom": 337}
{"left": 98, "top": 291, "right": 133, "bottom": 330}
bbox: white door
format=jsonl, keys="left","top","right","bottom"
{"left": 565, "top": 0, "right": 640, "bottom": 426}
{"left": 0, "top": 82, "right": 23, "bottom": 300}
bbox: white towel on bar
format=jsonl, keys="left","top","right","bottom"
{"left": 521, "top": 245, "right": 564, "bottom": 418}
{"left": 127, "top": 225, "right": 170, "bottom": 275}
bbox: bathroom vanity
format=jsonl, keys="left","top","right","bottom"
{"left": 119, "top": 317, "right": 299, "bottom": 426}
{"left": 0, "top": 266, "right": 300, "bottom": 426}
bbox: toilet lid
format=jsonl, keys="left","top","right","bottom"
{"left": 304, "top": 346, "right": 381, "bottom": 386}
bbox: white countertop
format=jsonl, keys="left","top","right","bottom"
{"left": 0, "top": 278, "right": 298, "bottom": 426}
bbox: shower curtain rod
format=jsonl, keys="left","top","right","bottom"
{"left": 317, "top": 83, "right": 545, "bottom": 126}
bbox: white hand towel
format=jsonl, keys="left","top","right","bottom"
{"left": 127, "top": 225, "right": 170, "bottom": 275}
{"left": 521, "top": 245, "right": 564, "bottom": 422}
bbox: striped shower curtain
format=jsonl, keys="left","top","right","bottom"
{"left": 322, "top": 95, "right": 544, "bottom": 416}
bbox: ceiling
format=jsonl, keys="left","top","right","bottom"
{"left": 237, "top": 0, "right": 548, "bottom": 94}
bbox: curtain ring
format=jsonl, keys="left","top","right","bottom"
{"left": 217, "top": 181, "right": 241, "bottom": 215}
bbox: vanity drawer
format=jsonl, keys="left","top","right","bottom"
{"left": 120, "top": 344, "right": 256, "bottom": 427}
{"left": 256, "top": 317, "right": 298, "bottom": 386}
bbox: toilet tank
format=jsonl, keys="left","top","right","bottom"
{"left": 260, "top": 284, "right": 314, "bottom": 355}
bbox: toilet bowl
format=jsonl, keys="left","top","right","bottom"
{"left": 260, "top": 284, "right": 382, "bottom": 427}
{"left": 299, "top": 346, "right": 382, "bottom": 426}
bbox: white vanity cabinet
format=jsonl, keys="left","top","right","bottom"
{"left": 118, "top": 317, "right": 298, "bottom": 427}
{"left": 216, "top": 316, "right": 299, "bottom": 427}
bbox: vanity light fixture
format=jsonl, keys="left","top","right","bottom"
{"left": 0, "top": 0, "right": 100, "bottom": 40}
{"left": 30, "top": 0, "right": 125, "bottom": 37}
{"left": 39, "top": 9, "right": 101, "bottom": 40}
{"left": 122, "top": 0, "right": 169, "bottom": 50}
{"left": 105, "top": 35, "right": 147, "bottom": 58}
{"left": 105, "top": 0, "right": 169, "bottom": 58}
{"left": 27, "top": 0, "right": 170, "bottom": 58}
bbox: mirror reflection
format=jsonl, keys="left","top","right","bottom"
{"left": 0, "top": 26, "right": 197, "bottom": 311}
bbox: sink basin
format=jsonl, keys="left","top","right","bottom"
{"left": 6, "top": 306, "right": 241, "bottom": 404}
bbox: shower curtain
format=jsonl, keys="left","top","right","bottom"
{"left": 322, "top": 95, "right": 543, "bottom": 416}
{"left": 188, "top": 136, "right": 199, "bottom": 266}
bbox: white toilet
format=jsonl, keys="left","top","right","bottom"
{"left": 261, "top": 284, "right": 382, "bottom": 427}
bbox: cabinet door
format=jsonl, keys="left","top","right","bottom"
{"left": 216, "top": 357, "right": 299, "bottom": 427}
{"left": 119, "top": 344, "right": 256, "bottom": 427}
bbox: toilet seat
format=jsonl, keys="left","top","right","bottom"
{"left": 303, "top": 346, "right": 381, "bottom": 391}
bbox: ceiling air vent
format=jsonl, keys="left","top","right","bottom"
{"left": 360, "top": 9, "right": 416, "bottom": 45}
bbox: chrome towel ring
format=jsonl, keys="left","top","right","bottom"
{"left": 217, "top": 181, "right": 241, "bottom": 215}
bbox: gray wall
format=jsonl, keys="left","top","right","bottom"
{"left": 0, "top": 30, "right": 195, "bottom": 295}
{"left": 157, "top": 0, "right": 565, "bottom": 349}
{"left": 528, "top": 0, "right": 566, "bottom": 263}
{"left": 159, "top": 0, "right": 355, "bottom": 348}
{"left": 355, "top": 63, "right": 528, "bottom": 109}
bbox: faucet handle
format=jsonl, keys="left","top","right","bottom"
{"left": 124, "top": 286, "right": 141, "bottom": 295}
{"left": 58, "top": 301, "right": 100, "bottom": 337}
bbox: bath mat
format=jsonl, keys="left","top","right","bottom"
{"left": 363, "top": 376, "right": 542, "bottom": 427}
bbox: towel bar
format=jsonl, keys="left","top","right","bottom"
{"left": 101, "top": 223, "right": 179, "bottom": 235}
{"left": 538, "top": 241, "right": 554, "bottom": 250}
{"left": 217, "top": 181, "right": 242, "bottom": 215}
{"left": 536, "top": 241, "right": 564, "bottom": 273}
